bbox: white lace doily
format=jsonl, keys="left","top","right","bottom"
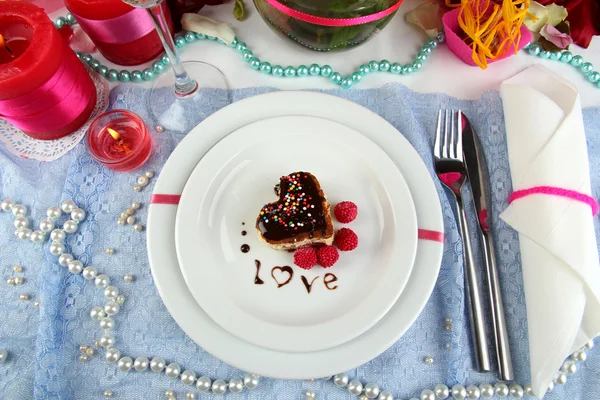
{"left": 0, "top": 70, "right": 109, "bottom": 162}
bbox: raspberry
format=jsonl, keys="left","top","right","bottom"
{"left": 316, "top": 245, "right": 339, "bottom": 268}
{"left": 334, "top": 228, "right": 358, "bottom": 251}
{"left": 334, "top": 201, "right": 358, "bottom": 223}
{"left": 293, "top": 247, "right": 317, "bottom": 270}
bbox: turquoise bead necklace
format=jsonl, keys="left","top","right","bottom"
{"left": 55, "top": 13, "right": 600, "bottom": 90}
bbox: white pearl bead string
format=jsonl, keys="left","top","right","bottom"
{"left": 1, "top": 198, "right": 597, "bottom": 398}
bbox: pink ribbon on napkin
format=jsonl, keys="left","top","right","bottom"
{"left": 509, "top": 186, "right": 599, "bottom": 216}
{"left": 264, "top": 0, "right": 403, "bottom": 27}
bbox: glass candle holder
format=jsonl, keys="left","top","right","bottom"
{"left": 87, "top": 110, "right": 152, "bottom": 171}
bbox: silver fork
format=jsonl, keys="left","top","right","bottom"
{"left": 434, "top": 109, "right": 491, "bottom": 373}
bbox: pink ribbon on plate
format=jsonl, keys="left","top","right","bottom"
{"left": 264, "top": 0, "right": 403, "bottom": 27}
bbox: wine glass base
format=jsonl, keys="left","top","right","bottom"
{"left": 147, "top": 61, "right": 230, "bottom": 134}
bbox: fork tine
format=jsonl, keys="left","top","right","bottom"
{"left": 456, "top": 110, "right": 464, "bottom": 162}
{"left": 442, "top": 110, "right": 450, "bottom": 159}
{"left": 450, "top": 109, "right": 457, "bottom": 159}
{"left": 434, "top": 110, "right": 442, "bottom": 158}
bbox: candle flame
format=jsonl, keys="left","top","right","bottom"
{"left": 107, "top": 127, "right": 121, "bottom": 140}
{"left": 0, "top": 34, "right": 13, "bottom": 54}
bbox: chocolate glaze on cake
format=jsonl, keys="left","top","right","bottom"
{"left": 257, "top": 172, "right": 328, "bottom": 242}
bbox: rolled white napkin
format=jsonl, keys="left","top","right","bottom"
{"left": 500, "top": 65, "right": 600, "bottom": 398}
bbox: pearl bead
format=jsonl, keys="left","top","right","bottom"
{"left": 104, "top": 286, "right": 119, "bottom": 299}
{"left": 30, "top": 230, "right": 45, "bottom": 244}
{"left": 351, "top": 72, "right": 362, "bottom": 83}
{"left": 131, "top": 201, "right": 141, "bottom": 210}
{"left": 63, "top": 220, "right": 78, "bottom": 234}
{"left": 585, "top": 340, "right": 595, "bottom": 349}
{"left": 284, "top": 66, "right": 296, "bottom": 77}
{"left": 494, "top": 382, "right": 509, "bottom": 397}
{"left": 14, "top": 216, "right": 29, "bottom": 229}
{"left": 479, "top": 384, "right": 494, "bottom": 398}
{"left": 309, "top": 64, "right": 321, "bottom": 75}
{"left": 40, "top": 219, "right": 55, "bottom": 233}
{"left": 0, "top": 348, "right": 7, "bottom": 362}
{"left": 364, "top": 383, "right": 380, "bottom": 398}
{"left": 95, "top": 274, "right": 110, "bottom": 288}
{"left": 211, "top": 379, "right": 227, "bottom": 394}
{"left": 571, "top": 55, "right": 584, "bottom": 67}
{"left": 547, "top": 381, "right": 554, "bottom": 392}
{"left": 137, "top": 176, "right": 149, "bottom": 186}
{"left": 539, "top": 50, "right": 550, "bottom": 59}
{"left": 143, "top": 69, "right": 155, "bottom": 81}
{"left": 250, "top": 58, "right": 261, "bottom": 70}
{"left": 560, "top": 51, "right": 573, "bottom": 62}
{"left": 104, "top": 390, "right": 113, "bottom": 398}
{"left": 304, "top": 389, "right": 316, "bottom": 399}
{"left": 61, "top": 200, "right": 76, "bottom": 213}
{"left": 196, "top": 376, "right": 212, "bottom": 391}
{"left": 85, "top": 347, "right": 94, "bottom": 356}
{"left": 334, "top": 373, "right": 349, "bottom": 387}
{"left": 466, "top": 385, "right": 480, "bottom": 399}
{"left": 105, "top": 348, "right": 121, "bottom": 363}
{"left": 19, "top": 293, "right": 30, "bottom": 301}
{"left": 165, "top": 389, "right": 175, "bottom": 398}
{"left": 123, "top": 274, "right": 134, "bottom": 282}
{"left": 107, "top": 69, "right": 119, "bottom": 82}
{"left": 330, "top": 72, "right": 343, "bottom": 84}
{"left": 434, "top": 384, "right": 449, "bottom": 399}
{"left": 12, "top": 204, "right": 27, "bottom": 217}
{"left": 421, "top": 46, "right": 433, "bottom": 55}
{"left": 452, "top": 385, "right": 467, "bottom": 400}
{"left": 378, "top": 391, "right": 393, "bottom": 400}
{"left": 98, "top": 66, "right": 108, "bottom": 77}
{"left": 359, "top": 64, "right": 370, "bottom": 76}
{"left": 119, "top": 70, "right": 131, "bottom": 82}
{"left": 165, "top": 363, "right": 181, "bottom": 378}
{"left": 297, "top": 65, "right": 310, "bottom": 77}
{"left": 67, "top": 260, "right": 83, "bottom": 274}
{"left": 117, "top": 218, "right": 126, "bottom": 225}
{"left": 420, "top": 389, "right": 435, "bottom": 400}
{"left": 391, "top": 63, "right": 402, "bottom": 74}
{"left": 368, "top": 60, "right": 379, "bottom": 72}
{"left": 1, "top": 199, "right": 14, "bottom": 212}
{"left": 321, "top": 65, "right": 333, "bottom": 77}
{"left": 348, "top": 380, "right": 363, "bottom": 395}
{"left": 91, "top": 306, "right": 105, "bottom": 321}
{"left": 379, "top": 61, "right": 391, "bottom": 72}
{"left": 341, "top": 78, "right": 353, "bottom": 89}
{"left": 424, "top": 356, "right": 433, "bottom": 364}
{"left": 412, "top": 62, "right": 423, "bottom": 71}
{"left": 79, "top": 354, "right": 89, "bottom": 362}
{"left": 562, "top": 359, "right": 576, "bottom": 374}
{"left": 229, "top": 378, "right": 244, "bottom": 393}
{"left": 14, "top": 277, "right": 24, "bottom": 285}
{"left": 116, "top": 295, "right": 126, "bottom": 304}
{"left": 133, "top": 356, "right": 149, "bottom": 371}
{"left": 71, "top": 208, "right": 86, "bottom": 222}
{"left": 16, "top": 228, "right": 32, "bottom": 240}
{"left": 572, "top": 350, "right": 587, "bottom": 361}
{"left": 550, "top": 51, "right": 561, "bottom": 60}
{"left": 259, "top": 62, "right": 272, "bottom": 74}
{"left": 50, "top": 229, "right": 66, "bottom": 242}
{"left": 243, "top": 373, "right": 259, "bottom": 389}
{"left": 150, "top": 357, "right": 166, "bottom": 372}
{"left": 131, "top": 70, "right": 143, "bottom": 82}
{"left": 416, "top": 54, "right": 427, "bottom": 63}
{"left": 402, "top": 66, "right": 414, "bottom": 75}
{"left": 118, "top": 356, "right": 133, "bottom": 371}
{"left": 104, "top": 302, "right": 120, "bottom": 316}
{"left": 554, "top": 372, "right": 567, "bottom": 385}
{"left": 100, "top": 317, "right": 114, "bottom": 330}
{"left": 580, "top": 62, "right": 594, "bottom": 75}
{"left": 49, "top": 242, "right": 65, "bottom": 256}
{"left": 181, "top": 370, "right": 197, "bottom": 385}
{"left": 104, "top": 248, "right": 115, "bottom": 256}
{"left": 588, "top": 71, "right": 600, "bottom": 83}
{"left": 509, "top": 384, "right": 523, "bottom": 398}
{"left": 236, "top": 41, "right": 247, "bottom": 52}
{"left": 272, "top": 65, "right": 284, "bottom": 77}
{"left": 13, "top": 265, "right": 22, "bottom": 273}
{"left": 82, "top": 266, "right": 97, "bottom": 280}
{"left": 524, "top": 384, "right": 533, "bottom": 396}
{"left": 186, "top": 392, "right": 196, "bottom": 400}
{"left": 58, "top": 253, "right": 74, "bottom": 267}
{"left": 7, "top": 278, "right": 15, "bottom": 286}
{"left": 242, "top": 50, "right": 254, "bottom": 62}
{"left": 126, "top": 216, "right": 136, "bottom": 225}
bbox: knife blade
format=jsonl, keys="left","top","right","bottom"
{"left": 461, "top": 113, "right": 514, "bottom": 381}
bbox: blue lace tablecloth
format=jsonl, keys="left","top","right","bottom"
{"left": 0, "top": 84, "right": 599, "bottom": 400}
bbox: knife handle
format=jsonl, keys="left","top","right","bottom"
{"left": 480, "top": 229, "right": 515, "bottom": 381}
{"left": 455, "top": 194, "right": 492, "bottom": 373}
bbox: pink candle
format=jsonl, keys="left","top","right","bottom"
{"left": 87, "top": 110, "right": 152, "bottom": 171}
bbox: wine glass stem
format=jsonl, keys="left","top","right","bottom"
{"left": 147, "top": 5, "right": 197, "bottom": 96}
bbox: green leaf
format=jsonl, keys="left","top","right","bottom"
{"left": 234, "top": 0, "right": 246, "bottom": 21}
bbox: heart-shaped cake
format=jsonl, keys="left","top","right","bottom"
{"left": 256, "top": 172, "right": 334, "bottom": 250}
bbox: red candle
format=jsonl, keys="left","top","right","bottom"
{"left": 0, "top": 1, "right": 96, "bottom": 140}
{"left": 64, "top": 0, "right": 174, "bottom": 66}
{"left": 87, "top": 110, "right": 152, "bottom": 172}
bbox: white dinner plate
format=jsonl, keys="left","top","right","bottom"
{"left": 147, "top": 91, "right": 444, "bottom": 379}
{"left": 175, "top": 116, "right": 418, "bottom": 353}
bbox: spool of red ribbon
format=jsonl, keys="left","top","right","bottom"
{"left": 0, "top": 1, "right": 96, "bottom": 141}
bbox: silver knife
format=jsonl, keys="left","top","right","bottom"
{"left": 461, "top": 114, "right": 514, "bottom": 381}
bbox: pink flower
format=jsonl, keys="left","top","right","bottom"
{"left": 540, "top": 23, "right": 574, "bottom": 49}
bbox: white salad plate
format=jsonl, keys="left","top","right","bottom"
{"left": 147, "top": 91, "right": 444, "bottom": 379}
{"left": 175, "top": 116, "right": 418, "bottom": 353}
